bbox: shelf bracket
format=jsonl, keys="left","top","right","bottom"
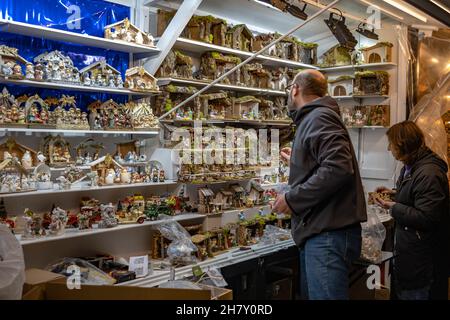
{"left": 144, "top": 0, "right": 203, "bottom": 74}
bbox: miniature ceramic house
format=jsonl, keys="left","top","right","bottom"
{"left": 0, "top": 156, "right": 33, "bottom": 194}
{"left": 353, "top": 71, "right": 389, "bottom": 96}
{"left": 0, "top": 45, "right": 27, "bottom": 78}
{"left": 33, "top": 50, "right": 81, "bottom": 84}
{"left": 328, "top": 76, "right": 354, "bottom": 96}
{"left": 200, "top": 52, "right": 241, "bottom": 85}
{"left": 232, "top": 96, "right": 260, "bottom": 120}
{"left": 125, "top": 66, "right": 159, "bottom": 92}
{"left": 41, "top": 135, "right": 73, "bottom": 167}
{"left": 360, "top": 42, "right": 393, "bottom": 63}
{"left": 226, "top": 24, "right": 254, "bottom": 52}
{"left": 198, "top": 187, "right": 215, "bottom": 214}
{"left": 88, "top": 99, "right": 132, "bottom": 130}
{"left": 24, "top": 94, "right": 52, "bottom": 127}
{"left": 320, "top": 45, "right": 352, "bottom": 67}
{"left": 0, "top": 88, "right": 26, "bottom": 126}
{"left": 124, "top": 101, "right": 159, "bottom": 129}
{"left": 253, "top": 33, "right": 278, "bottom": 57}
{"left": 199, "top": 92, "right": 231, "bottom": 120}
{"left": 89, "top": 154, "right": 124, "bottom": 185}
{"left": 183, "top": 15, "right": 228, "bottom": 45}
{"left": 367, "top": 105, "right": 390, "bottom": 127}
{"left": 104, "top": 18, "right": 155, "bottom": 47}
{"left": 0, "top": 138, "right": 37, "bottom": 168}
{"left": 173, "top": 51, "right": 194, "bottom": 79}
{"left": 79, "top": 60, "right": 123, "bottom": 88}
{"left": 157, "top": 50, "right": 177, "bottom": 78}
{"left": 241, "top": 63, "right": 271, "bottom": 88}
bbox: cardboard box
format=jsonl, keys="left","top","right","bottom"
{"left": 22, "top": 269, "right": 232, "bottom": 300}
{"left": 22, "top": 268, "right": 65, "bottom": 300}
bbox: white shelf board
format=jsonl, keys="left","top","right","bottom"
{"left": 19, "top": 213, "right": 205, "bottom": 246}
{"left": 162, "top": 119, "right": 292, "bottom": 127}
{"left": 0, "top": 77, "right": 159, "bottom": 96}
{"left": 118, "top": 238, "right": 296, "bottom": 288}
{"left": 0, "top": 19, "right": 161, "bottom": 57}
{"left": 0, "top": 180, "right": 177, "bottom": 198}
{"left": 158, "top": 78, "right": 286, "bottom": 96}
{"left": 332, "top": 95, "right": 390, "bottom": 101}
{"left": 320, "top": 62, "right": 397, "bottom": 73}
{"left": 172, "top": 38, "right": 318, "bottom": 69}
{"left": 0, "top": 127, "right": 159, "bottom": 137}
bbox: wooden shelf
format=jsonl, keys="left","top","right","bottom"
{"left": 19, "top": 213, "right": 204, "bottom": 246}
{"left": 0, "top": 19, "right": 160, "bottom": 58}
{"left": 0, "top": 77, "right": 160, "bottom": 96}
{"left": 158, "top": 77, "right": 286, "bottom": 96}
{"left": 0, "top": 127, "right": 160, "bottom": 137}
{"left": 0, "top": 180, "right": 177, "bottom": 198}
{"left": 319, "top": 62, "right": 397, "bottom": 72}
{"left": 171, "top": 37, "right": 318, "bottom": 69}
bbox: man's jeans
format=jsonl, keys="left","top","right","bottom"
{"left": 300, "top": 225, "right": 362, "bottom": 300}
{"left": 396, "top": 285, "right": 430, "bottom": 300}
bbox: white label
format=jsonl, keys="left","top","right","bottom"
{"left": 129, "top": 255, "right": 149, "bottom": 278}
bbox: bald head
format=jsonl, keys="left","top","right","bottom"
{"left": 292, "top": 69, "right": 328, "bottom": 98}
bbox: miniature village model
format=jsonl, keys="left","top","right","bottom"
{"left": 353, "top": 71, "right": 390, "bottom": 96}
{"left": 125, "top": 66, "right": 159, "bottom": 92}
{"left": 104, "top": 18, "right": 155, "bottom": 47}
{"left": 79, "top": 60, "right": 124, "bottom": 88}
{"left": 328, "top": 76, "right": 354, "bottom": 96}
{"left": 360, "top": 42, "right": 393, "bottom": 63}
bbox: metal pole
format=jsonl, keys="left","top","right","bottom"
{"left": 158, "top": 0, "right": 342, "bottom": 120}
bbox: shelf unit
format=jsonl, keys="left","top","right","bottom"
{"left": 0, "top": 180, "right": 177, "bottom": 198}
{"left": 0, "top": 19, "right": 161, "bottom": 58}
{"left": 0, "top": 77, "right": 160, "bottom": 96}
{"left": 0, "top": 127, "right": 159, "bottom": 137}
{"left": 161, "top": 119, "right": 292, "bottom": 127}
{"left": 19, "top": 213, "right": 205, "bottom": 246}
{"left": 157, "top": 77, "right": 287, "bottom": 96}
{"left": 319, "top": 62, "right": 397, "bottom": 73}
{"left": 167, "top": 37, "right": 318, "bottom": 69}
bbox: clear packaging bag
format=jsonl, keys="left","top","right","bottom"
{"left": 259, "top": 224, "right": 292, "bottom": 245}
{"left": 360, "top": 205, "right": 387, "bottom": 264}
{"left": 156, "top": 215, "right": 198, "bottom": 265}
{"left": 45, "top": 257, "right": 116, "bottom": 285}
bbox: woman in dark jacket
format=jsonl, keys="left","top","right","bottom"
{"left": 375, "top": 121, "right": 450, "bottom": 300}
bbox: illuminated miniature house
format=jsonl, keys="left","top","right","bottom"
{"left": 89, "top": 154, "right": 124, "bottom": 185}
{"left": 367, "top": 105, "right": 390, "bottom": 127}
{"left": 320, "top": 45, "right": 352, "bottom": 67}
{"left": 104, "top": 17, "right": 155, "bottom": 47}
{"left": 328, "top": 76, "right": 354, "bottom": 96}
{"left": 0, "top": 138, "right": 37, "bottom": 167}
{"left": 360, "top": 42, "right": 393, "bottom": 63}
{"left": 125, "top": 66, "right": 159, "bottom": 92}
{"left": 226, "top": 24, "right": 254, "bottom": 52}
{"left": 33, "top": 50, "right": 80, "bottom": 83}
{"left": 79, "top": 60, "right": 123, "bottom": 88}
{"left": 199, "top": 92, "right": 230, "bottom": 120}
{"left": 41, "top": 135, "right": 73, "bottom": 167}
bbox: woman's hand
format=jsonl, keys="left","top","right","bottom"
{"left": 280, "top": 147, "right": 292, "bottom": 164}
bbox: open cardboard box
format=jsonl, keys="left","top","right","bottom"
{"left": 22, "top": 269, "right": 232, "bottom": 300}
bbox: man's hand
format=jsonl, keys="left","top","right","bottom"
{"left": 280, "top": 147, "right": 292, "bottom": 165}
{"left": 272, "top": 194, "right": 292, "bottom": 214}
{"left": 374, "top": 196, "right": 396, "bottom": 210}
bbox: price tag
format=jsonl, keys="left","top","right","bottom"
{"left": 129, "top": 255, "right": 149, "bottom": 278}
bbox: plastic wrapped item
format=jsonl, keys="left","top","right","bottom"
{"left": 159, "top": 280, "right": 201, "bottom": 290}
{"left": 259, "top": 224, "right": 292, "bottom": 245}
{"left": 0, "top": 224, "right": 25, "bottom": 299}
{"left": 156, "top": 215, "right": 198, "bottom": 265}
{"left": 45, "top": 258, "right": 116, "bottom": 285}
{"left": 360, "top": 206, "right": 387, "bottom": 264}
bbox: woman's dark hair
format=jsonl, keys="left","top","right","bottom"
{"left": 386, "top": 120, "right": 425, "bottom": 165}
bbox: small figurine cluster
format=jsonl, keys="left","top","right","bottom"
{"left": 156, "top": 86, "right": 290, "bottom": 123}
{"left": 104, "top": 18, "right": 155, "bottom": 47}
{"left": 340, "top": 105, "right": 390, "bottom": 128}
{"left": 158, "top": 11, "right": 317, "bottom": 64}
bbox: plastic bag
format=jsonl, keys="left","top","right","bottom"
{"left": 259, "top": 224, "right": 292, "bottom": 245}
{"left": 360, "top": 206, "right": 387, "bottom": 264}
{"left": 156, "top": 215, "right": 198, "bottom": 265}
{"left": 0, "top": 225, "right": 25, "bottom": 299}
{"left": 45, "top": 258, "right": 116, "bottom": 285}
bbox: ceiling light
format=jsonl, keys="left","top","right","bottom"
{"left": 356, "top": 22, "right": 379, "bottom": 40}
{"left": 430, "top": 0, "right": 450, "bottom": 14}
{"left": 267, "top": 0, "right": 308, "bottom": 20}
{"left": 382, "top": 0, "right": 428, "bottom": 22}
{"left": 324, "top": 10, "right": 358, "bottom": 50}
{"left": 360, "top": 0, "right": 404, "bottom": 21}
